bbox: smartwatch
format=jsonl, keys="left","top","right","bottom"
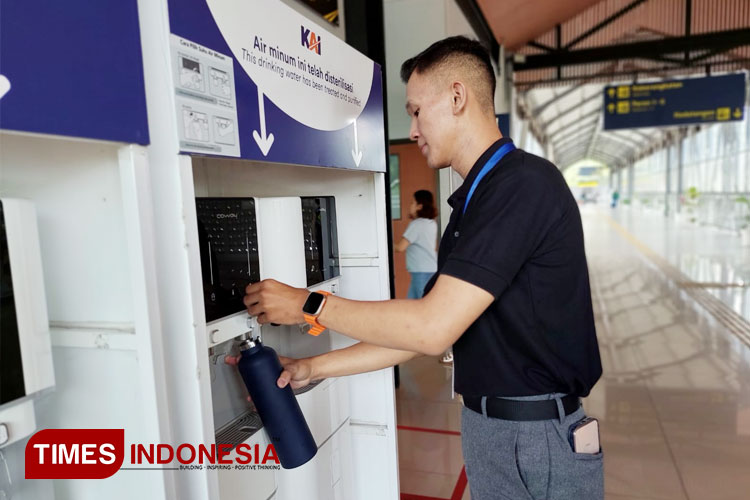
{"left": 302, "top": 291, "right": 330, "bottom": 336}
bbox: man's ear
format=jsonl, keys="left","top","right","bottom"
{"left": 451, "top": 81, "right": 467, "bottom": 114}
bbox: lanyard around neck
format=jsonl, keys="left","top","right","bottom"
{"left": 462, "top": 142, "right": 516, "bottom": 215}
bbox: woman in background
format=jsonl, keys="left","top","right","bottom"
{"left": 395, "top": 190, "right": 438, "bottom": 299}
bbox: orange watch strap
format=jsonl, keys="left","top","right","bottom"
{"left": 304, "top": 316, "right": 326, "bottom": 336}
{"left": 303, "top": 291, "right": 330, "bottom": 336}
{"left": 303, "top": 314, "right": 325, "bottom": 336}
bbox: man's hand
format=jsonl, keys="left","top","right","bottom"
{"left": 243, "top": 279, "right": 309, "bottom": 325}
{"left": 224, "top": 354, "right": 314, "bottom": 391}
{"left": 276, "top": 356, "right": 314, "bottom": 389}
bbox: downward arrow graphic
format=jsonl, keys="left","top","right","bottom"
{"left": 0, "top": 75, "right": 11, "bottom": 100}
{"left": 253, "top": 88, "right": 274, "bottom": 156}
{"left": 351, "top": 119, "right": 363, "bottom": 167}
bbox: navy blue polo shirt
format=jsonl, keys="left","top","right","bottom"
{"left": 425, "top": 138, "right": 602, "bottom": 398}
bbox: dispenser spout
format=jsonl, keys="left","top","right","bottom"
{"left": 243, "top": 316, "right": 260, "bottom": 342}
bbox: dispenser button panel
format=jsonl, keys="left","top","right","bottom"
{"left": 196, "top": 197, "right": 260, "bottom": 323}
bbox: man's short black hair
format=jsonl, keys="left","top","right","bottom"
{"left": 400, "top": 36, "right": 496, "bottom": 114}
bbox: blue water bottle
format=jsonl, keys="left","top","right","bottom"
{"left": 236, "top": 337, "right": 317, "bottom": 469}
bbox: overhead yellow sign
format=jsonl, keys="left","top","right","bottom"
{"left": 578, "top": 180, "right": 599, "bottom": 187}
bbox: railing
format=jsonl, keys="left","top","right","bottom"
{"left": 623, "top": 191, "right": 750, "bottom": 231}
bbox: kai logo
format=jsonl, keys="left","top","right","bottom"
{"left": 301, "top": 26, "right": 321, "bottom": 55}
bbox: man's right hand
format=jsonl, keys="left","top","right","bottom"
{"left": 224, "top": 354, "right": 314, "bottom": 390}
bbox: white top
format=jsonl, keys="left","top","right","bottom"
{"left": 403, "top": 218, "right": 438, "bottom": 273}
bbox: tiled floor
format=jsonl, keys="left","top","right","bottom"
{"left": 395, "top": 206, "right": 750, "bottom": 500}
{"left": 609, "top": 206, "right": 750, "bottom": 323}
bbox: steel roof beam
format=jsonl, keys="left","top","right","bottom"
{"left": 553, "top": 132, "right": 596, "bottom": 154}
{"left": 684, "top": 0, "right": 692, "bottom": 63}
{"left": 455, "top": 0, "right": 500, "bottom": 62}
{"left": 543, "top": 91, "right": 602, "bottom": 130}
{"left": 586, "top": 114, "right": 603, "bottom": 158}
{"left": 552, "top": 123, "right": 598, "bottom": 148}
{"left": 564, "top": 0, "right": 651, "bottom": 50}
{"left": 548, "top": 108, "right": 600, "bottom": 139}
{"left": 532, "top": 85, "right": 581, "bottom": 115}
{"left": 514, "top": 29, "right": 750, "bottom": 71}
{"left": 529, "top": 41, "right": 555, "bottom": 52}
{"left": 556, "top": 143, "right": 592, "bottom": 159}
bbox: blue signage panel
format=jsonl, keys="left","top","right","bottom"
{"left": 496, "top": 113, "right": 510, "bottom": 137}
{"left": 167, "top": 0, "right": 386, "bottom": 172}
{"left": 0, "top": 1, "right": 149, "bottom": 144}
{"left": 603, "top": 73, "right": 746, "bottom": 130}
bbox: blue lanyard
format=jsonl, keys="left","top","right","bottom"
{"left": 462, "top": 142, "right": 516, "bottom": 215}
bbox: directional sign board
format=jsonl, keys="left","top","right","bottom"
{"left": 168, "top": 0, "right": 386, "bottom": 172}
{"left": 603, "top": 73, "right": 746, "bottom": 130}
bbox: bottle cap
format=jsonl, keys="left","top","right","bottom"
{"left": 239, "top": 337, "right": 261, "bottom": 351}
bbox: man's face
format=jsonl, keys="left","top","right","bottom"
{"left": 405, "top": 71, "right": 455, "bottom": 169}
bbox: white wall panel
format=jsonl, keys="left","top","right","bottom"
{"left": 0, "top": 134, "right": 134, "bottom": 323}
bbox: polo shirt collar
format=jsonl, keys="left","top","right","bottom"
{"left": 447, "top": 137, "right": 514, "bottom": 209}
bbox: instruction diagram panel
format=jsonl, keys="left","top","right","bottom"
{"left": 171, "top": 35, "right": 240, "bottom": 157}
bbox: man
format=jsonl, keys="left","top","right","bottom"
{"left": 230, "top": 36, "right": 603, "bottom": 499}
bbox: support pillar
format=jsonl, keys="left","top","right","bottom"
{"left": 665, "top": 141, "right": 672, "bottom": 217}
{"left": 676, "top": 132, "right": 684, "bottom": 213}
{"left": 628, "top": 162, "right": 635, "bottom": 203}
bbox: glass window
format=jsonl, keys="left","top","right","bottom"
{"left": 389, "top": 154, "right": 401, "bottom": 220}
{"left": 294, "top": 0, "right": 339, "bottom": 25}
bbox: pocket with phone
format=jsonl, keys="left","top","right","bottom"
{"left": 568, "top": 417, "right": 600, "bottom": 454}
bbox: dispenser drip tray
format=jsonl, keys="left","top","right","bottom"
{"left": 214, "top": 379, "right": 324, "bottom": 450}
{"left": 215, "top": 411, "right": 263, "bottom": 450}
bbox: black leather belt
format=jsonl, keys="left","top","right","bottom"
{"left": 463, "top": 394, "right": 580, "bottom": 421}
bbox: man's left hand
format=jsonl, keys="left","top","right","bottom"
{"left": 244, "top": 279, "right": 309, "bottom": 325}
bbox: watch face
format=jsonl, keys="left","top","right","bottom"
{"left": 302, "top": 292, "right": 326, "bottom": 315}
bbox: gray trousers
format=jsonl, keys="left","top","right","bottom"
{"left": 461, "top": 394, "right": 604, "bottom": 500}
